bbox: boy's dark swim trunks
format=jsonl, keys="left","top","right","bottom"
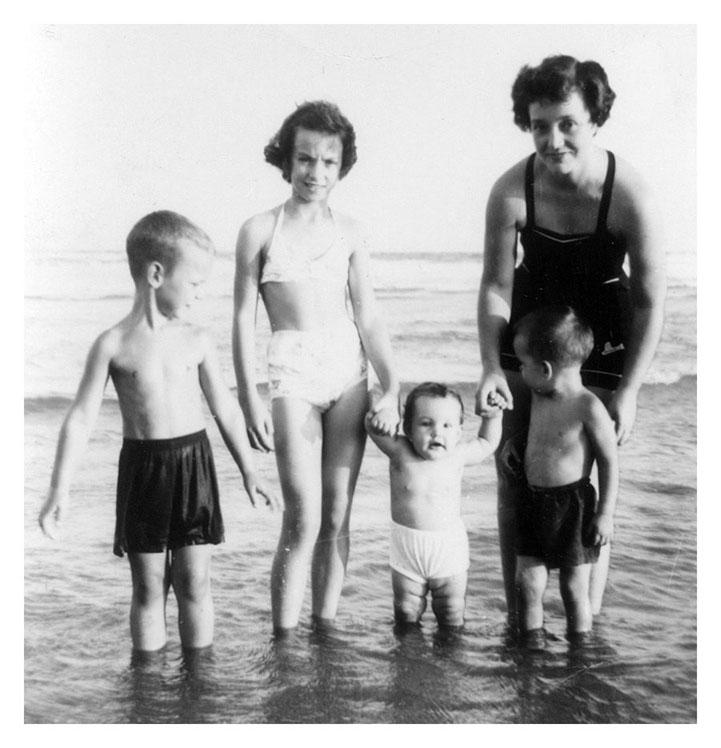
{"left": 516, "top": 477, "right": 600, "bottom": 569}
{"left": 113, "top": 430, "right": 224, "bottom": 557}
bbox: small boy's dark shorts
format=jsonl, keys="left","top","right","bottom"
{"left": 113, "top": 430, "right": 224, "bottom": 557}
{"left": 515, "top": 477, "right": 600, "bottom": 569}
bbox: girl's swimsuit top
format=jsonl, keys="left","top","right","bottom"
{"left": 260, "top": 204, "right": 351, "bottom": 287}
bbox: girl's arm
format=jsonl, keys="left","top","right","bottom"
{"left": 476, "top": 167, "right": 524, "bottom": 416}
{"left": 200, "top": 328, "right": 281, "bottom": 511}
{"left": 39, "top": 331, "right": 114, "bottom": 538}
{"left": 232, "top": 215, "right": 274, "bottom": 453}
{"left": 608, "top": 162, "right": 667, "bottom": 445}
{"left": 347, "top": 226, "right": 400, "bottom": 435}
{"left": 585, "top": 397, "right": 619, "bottom": 545}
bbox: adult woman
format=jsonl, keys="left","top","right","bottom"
{"left": 233, "top": 101, "right": 399, "bottom": 633}
{"left": 476, "top": 55, "right": 666, "bottom": 618}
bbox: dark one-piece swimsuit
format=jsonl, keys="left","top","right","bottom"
{"left": 500, "top": 151, "right": 631, "bottom": 391}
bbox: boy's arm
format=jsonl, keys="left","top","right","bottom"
{"left": 585, "top": 398, "right": 620, "bottom": 545}
{"left": 199, "top": 329, "right": 282, "bottom": 512}
{"left": 39, "top": 332, "right": 114, "bottom": 538}
{"left": 232, "top": 216, "right": 274, "bottom": 453}
{"left": 347, "top": 227, "right": 400, "bottom": 435}
{"left": 463, "top": 409, "right": 504, "bottom": 465}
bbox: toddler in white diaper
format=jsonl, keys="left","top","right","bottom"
{"left": 366, "top": 382, "right": 504, "bottom": 629}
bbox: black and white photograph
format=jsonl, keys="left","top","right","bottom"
{"left": 22, "top": 19, "right": 700, "bottom": 729}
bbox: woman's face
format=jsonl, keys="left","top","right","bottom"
{"left": 528, "top": 90, "right": 598, "bottom": 176}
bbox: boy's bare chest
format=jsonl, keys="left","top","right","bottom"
{"left": 111, "top": 331, "right": 201, "bottom": 390}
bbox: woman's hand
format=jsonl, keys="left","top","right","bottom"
{"left": 606, "top": 386, "right": 638, "bottom": 446}
{"left": 368, "top": 391, "right": 400, "bottom": 437}
{"left": 476, "top": 368, "right": 513, "bottom": 416}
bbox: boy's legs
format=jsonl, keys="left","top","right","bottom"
{"left": 515, "top": 554, "right": 548, "bottom": 633}
{"left": 312, "top": 380, "right": 369, "bottom": 620}
{"left": 429, "top": 573, "right": 467, "bottom": 628}
{"left": 392, "top": 570, "right": 428, "bottom": 624}
{"left": 171, "top": 544, "right": 214, "bottom": 649}
{"left": 559, "top": 562, "right": 593, "bottom": 634}
{"left": 128, "top": 552, "right": 171, "bottom": 652}
{"left": 271, "top": 397, "right": 324, "bottom": 631}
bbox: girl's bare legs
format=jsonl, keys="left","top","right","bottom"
{"left": 128, "top": 552, "right": 171, "bottom": 651}
{"left": 392, "top": 570, "right": 428, "bottom": 624}
{"left": 270, "top": 398, "right": 324, "bottom": 631}
{"left": 171, "top": 544, "right": 214, "bottom": 649}
{"left": 312, "top": 380, "right": 369, "bottom": 620}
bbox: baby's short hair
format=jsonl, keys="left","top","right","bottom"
{"left": 264, "top": 100, "right": 358, "bottom": 183}
{"left": 514, "top": 306, "right": 594, "bottom": 367}
{"left": 511, "top": 54, "right": 616, "bottom": 130}
{"left": 402, "top": 382, "right": 464, "bottom": 436}
{"left": 126, "top": 210, "right": 214, "bottom": 281}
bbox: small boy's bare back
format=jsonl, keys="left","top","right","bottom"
{"left": 99, "top": 316, "right": 210, "bottom": 440}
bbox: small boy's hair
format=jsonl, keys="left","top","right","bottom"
{"left": 514, "top": 305, "right": 594, "bottom": 367}
{"left": 402, "top": 382, "right": 464, "bottom": 436}
{"left": 126, "top": 210, "right": 214, "bottom": 281}
{"left": 264, "top": 100, "right": 358, "bottom": 183}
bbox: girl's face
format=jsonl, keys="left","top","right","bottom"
{"left": 288, "top": 128, "right": 343, "bottom": 203}
{"left": 528, "top": 90, "right": 598, "bottom": 176}
{"left": 408, "top": 395, "right": 463, "bottom": 461}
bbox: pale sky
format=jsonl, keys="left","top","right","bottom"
{"left": 25, "top": 24, "right": 696, "bottom": 279}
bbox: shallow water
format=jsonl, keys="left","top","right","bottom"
{"left": 24, "top": 251, "right": 696, "bottom": 723}
{"left": 24, "top": 378, "right": 696, "bottom": 724}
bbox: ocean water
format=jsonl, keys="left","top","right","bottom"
{"left": 24, "top": 250, "right": 697, "bottom": 724}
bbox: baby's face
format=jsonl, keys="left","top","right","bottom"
{"left": 408, "top": 396, "right": 463, "bottom": 461}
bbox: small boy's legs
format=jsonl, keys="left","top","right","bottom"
{"left": 171, "top": 544, "right": 214, "bottom": 649}
{"left": 128, "top": 552, "right": 171, "bottom": 652}
{"left": 392, "top": 570, "right": 428, "bottom": 624}
{"left": 559, "top": 562, "right": 593, "bottom": 634}
{"left": 515, "top": 555, "right": 548, "bottom": 633}
{"left": 429, "top": 573, "right": 467, "bottom": 629}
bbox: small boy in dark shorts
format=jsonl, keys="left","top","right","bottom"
{"left": 506, "top": 306, "right": 618, "bottom": 646}
{"left": 39, "top": 211, "right": 281, "bottom": 654}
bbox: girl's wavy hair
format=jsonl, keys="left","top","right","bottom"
{"left": 402, "top": 382, "right": 464, "bottom": 437}
{"left": 264, "top": 100, "right": 358, "bottom": 182}
{"left": 511, "top": 54, "right": 616, "bottom": 130}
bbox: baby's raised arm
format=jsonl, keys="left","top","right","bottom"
{"left": 364, "top": 411, "right": 403, "bottom": 459}
{"left": 39, "top": 330, "right": 115, "bottom": 539}
{"left": 199, "top": 328, "right": 282, "bottom": 512}
{"left": 463, "top": 409, "right": 504, "bottom": 465}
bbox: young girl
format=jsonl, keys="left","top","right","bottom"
{"left": 233, "top": 101, "right": 399, "bottom": 633}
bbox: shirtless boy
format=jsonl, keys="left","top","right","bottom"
{"left": 508, "top": 306, "right": 619, "bottom": 646}
{"left": 39, "top": 210, "right": 279, "bottom": 653}
{"left": 366, "top": 383, "right": 503, "bottom": 629}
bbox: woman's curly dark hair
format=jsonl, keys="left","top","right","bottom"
{"left": 264, "top": 100, "right": 358, "bottom": 182}
{"left": 511, "top": 55, "right": 616, "bottom": 131}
